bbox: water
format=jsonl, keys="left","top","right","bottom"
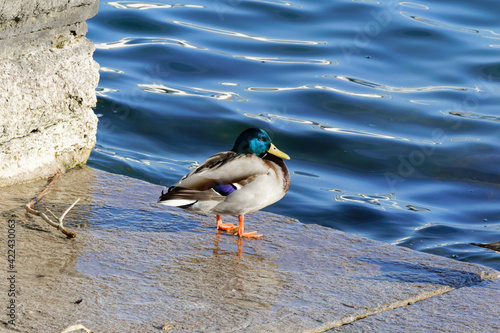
{"left": 86, "top": 0, "right": 500, "bottom": 270}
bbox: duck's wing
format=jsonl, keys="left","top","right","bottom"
{"left": 178, "top": 151, "right": 270, "bottom": 189}
{"left": 159, "top": 151, "right": 270, "bottom": 203}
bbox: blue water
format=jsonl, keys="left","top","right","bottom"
{"left": 86, "top": 0, "right": 500, "bottom": 270}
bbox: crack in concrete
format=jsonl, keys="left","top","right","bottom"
{"left": 322, "top": 274, "right": 499, "bottom": 332}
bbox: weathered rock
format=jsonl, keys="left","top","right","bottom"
{"left": 0, "top": 0, "right": 99, "bottom": 187}
{"left": 1, "top": 167, "right": 499, "bottom": 332}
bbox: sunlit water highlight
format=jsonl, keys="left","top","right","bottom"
{"left": 87, "top": 0, "right": 500, "bottom": 270}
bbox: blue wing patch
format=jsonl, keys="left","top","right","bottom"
{"left": 213, "top": 183, "right": 237, "bottom": 196}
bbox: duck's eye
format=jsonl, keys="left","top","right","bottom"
{"left": 258, "top": 137, "right": 265, "bottom": 141}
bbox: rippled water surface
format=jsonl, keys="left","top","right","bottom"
{"left": 87, "top": 0, "right": 500, "bottom": 270}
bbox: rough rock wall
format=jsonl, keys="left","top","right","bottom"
{"left": 0, "top": 0, "right": 99, "bottom": 187}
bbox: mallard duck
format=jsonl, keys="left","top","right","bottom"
{"left": 159, "top": 128, "right": 290, "bottom": 238}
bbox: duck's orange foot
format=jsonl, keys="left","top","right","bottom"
{"left": 218, "top": 223, "right": 238, "bottom": 231}
{"left": 236, "top": 230, "right": 263, "bottom": 238}
{"left": 216, "top": 215, "right": 238, "bottom": 231}
{"left": 235, "top": 215, "right": 262, "bottom": 238}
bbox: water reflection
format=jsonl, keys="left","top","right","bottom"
{"left": 106, "top": 1, "right": 204, "bottom": 10}
{"left": 401, "top": 12, "right": 480, "bottom": 34}
{"left": 139, "top": 82, "right": 247, "bottom": 101}
{"left": 399, "top": 2, "right": 429, "bottom": 10}
{"left": 96, "top": 87, "right": 119, "bottom": 97}
{"left": 333, "top": 75, "right": 469, "bottom": 93}
{"left": 247, "top": 85, "right": 387, "bottom": 98}
{"left": 330, "top": 189, "right": 431, "bottom": 212}
{"left": 243, "top": 111, "right": 316, "bottom": 125}
{"left": 166, "top": 19, "right": 327, "bottom": 45}
{"left": 293, "top": 171, "right": 320, "bottom": 178}
{"left": 242, "top": 110, "right": 437, "bottom": 144}
{"left": 449, "top": 111, "right": 500, "bottom": 123}
{"left": 251, "top": 0, "right": 302, "bottom": 7}
{"left": 409, "top": 100, "right": 438, "bottom": 105}
{"left": 234, "top": 56, "right": 333, "bottom": 65}
{"left": 99, "top": 66, "right": 125, "bottom": 74}
{"left": 94, "top": 145, "right": 199, "bottom": 171}
{"left": 213, "top": 232, "right": 246, "bottom": 258}
{"left": 401, "top": 11, "right": 500, "bottom": 40}
{"left": 321, "top": 125, "right": 428, "bottom": 143}
{"left": 95, "top": 36, "right": 199, "bottom": 49}
{"left": 96, "top": 36, "right": 331, "bottom": 65}
{"left": 352, "top": 0, "right": 381, "bottom": 4}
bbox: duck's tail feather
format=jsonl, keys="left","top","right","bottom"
{"left": 158, "top": 186, "right": 224, "bottom": 207}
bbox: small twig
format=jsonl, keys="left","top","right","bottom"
{"left": 60, "top": 198, "right": 81, "bottom": 224}
{"left": 25, "top": 170, "right": 79, "bottom": 239}
{"left": 46, "top": 208, "right": 60, "bottom": 221}
{"left": 25, "top": 202, "right": 78, "bottom": 238}
{"left": 31, "top": 170, "right": 63, "bottom": 206}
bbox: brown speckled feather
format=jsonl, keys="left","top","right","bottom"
{"left": 174, "top": 151, "right": 270, "bottom": 191}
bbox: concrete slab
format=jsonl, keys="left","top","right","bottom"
{"left": 1, "top": 167, "right": 499, "bottom": 332}
{"left": 330, "top": 278, "right": 500, "bottom": 333}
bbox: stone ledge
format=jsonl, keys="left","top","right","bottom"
{"left": 0, "top": 37, "right": 98, "bottom": 145}
{"left": 1, "top": 167, "right": 498, "bottom": 332}
{"left": 0, "top": 0, "right": 99, "bottom": 187}
{"left": 0, "top": 0, "right": 98, "bottom": 39}
{"left": 0, "top": 116, "right": 95, "bottom": 186}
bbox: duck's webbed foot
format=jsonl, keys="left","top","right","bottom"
{"left": 216, "top": 215, "right": 237, "bottom": 231}
{"left": 235, "top": 215, "right": 263, "bottom": 238}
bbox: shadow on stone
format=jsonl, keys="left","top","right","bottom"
{"left": 356, "top": 257, "right": 485, "bottom": 288}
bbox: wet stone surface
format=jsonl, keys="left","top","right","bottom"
{"left": 330, "top": 278, "right": 500, "bottom": 333}
{"left": 1, "top": 166, "right": 498, "bottom": 332}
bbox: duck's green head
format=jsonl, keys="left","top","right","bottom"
{"left": 232, "top": 128, "right": 290, "bottom": 160}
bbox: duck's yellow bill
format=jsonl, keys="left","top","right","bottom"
{"left": 268, "top": 143, "right": 290, "bottom": 160}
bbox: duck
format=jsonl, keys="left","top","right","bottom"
{"left": 159, "top": 128, "right": 290, "bottom": 238}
